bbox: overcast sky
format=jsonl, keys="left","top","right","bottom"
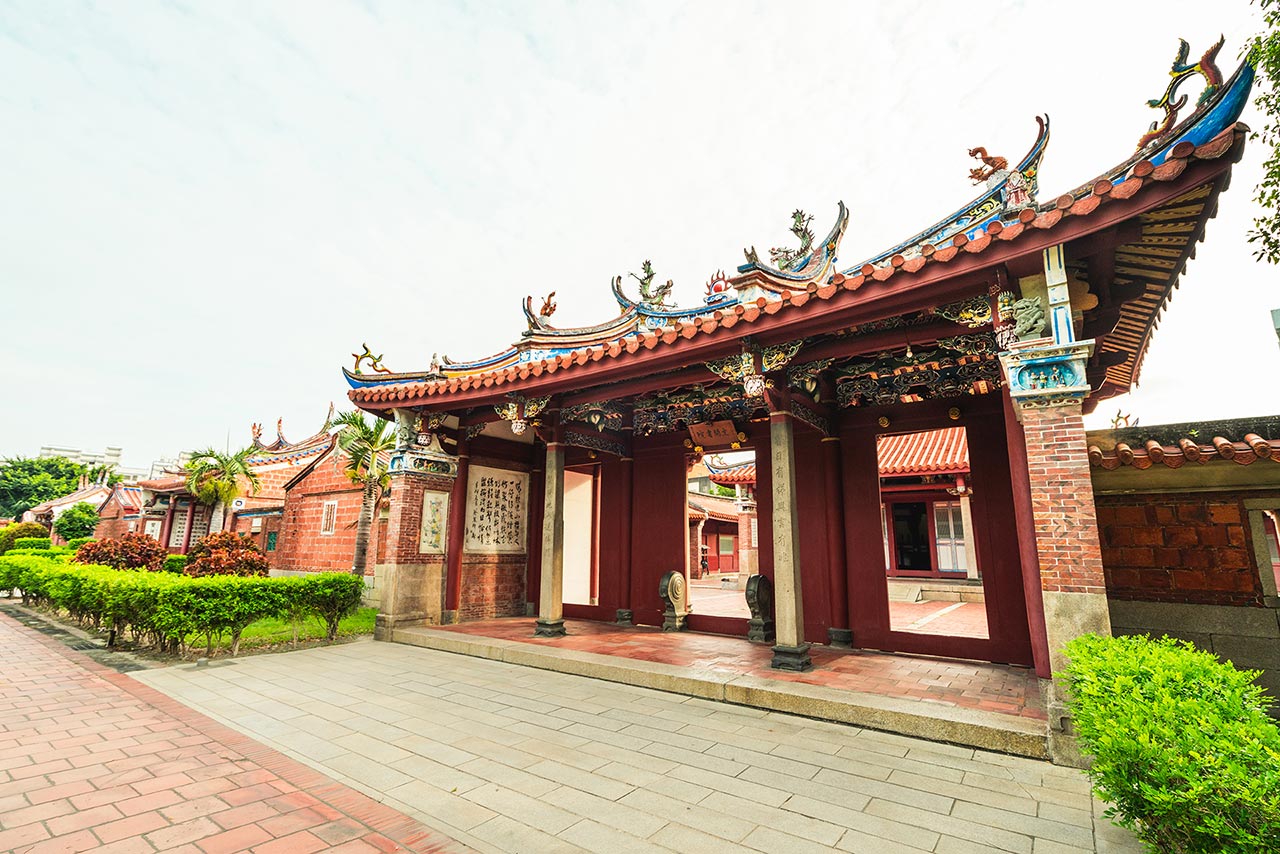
{"left": 2, "top": 1, "right": 1275, "bottom": 468}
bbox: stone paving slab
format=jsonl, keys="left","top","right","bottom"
{"left": 134, "top": 637, "right": 1143, "bottom": 853}
{"left": 390, "top": 624, "right": 1049, "bottom": 758}
{"left": 0, "top": 612, "right": 466, "bottom": 853}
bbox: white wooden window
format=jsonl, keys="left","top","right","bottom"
{"left": 320, "top": 501, "right": 338, "bottom": 536}
{"left": 933, "top": 501, "right": 967, "bottom": 573}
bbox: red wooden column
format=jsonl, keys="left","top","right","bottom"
{"left": 615, "top": 452, "right": 634, "bottom": 624}
{"left": 821, "top": 432, "right": 851, "bottom": 647}
{"left": 527, "top": 445, "right": 546, "bottom": 616}
{"left": 180, "top": 498, "right": 196, "bottom": 554}
{"left": 1003, "top": 395, "right": 1051, "bottom": 678}
{"left": 842, "top": 421, "right": 888, "bottom": 642}
{"left": 158, "top": 498, "right": 175, "bottom": 550}
{"left": 444, "top": 434, "right": 470, "bottom": 619}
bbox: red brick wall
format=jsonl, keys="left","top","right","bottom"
{"left": 94, "top": 500, "right": 132, "bottom": 541}
{"left": 1021, "top": 405, "right": 1106, "bottom": 595}
{"left": 458, "top": 555, "right": 526, "bottom": 620}
{"left": 228, "top": 514, "right": 283, "bottom": 567}
{"left": 275, "top": 451, "right": 385, "bottom": 576}
{"left": 1097, "top": 492, "right": 1267, "bottom": 606}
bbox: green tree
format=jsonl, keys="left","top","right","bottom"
{"left": 0, "top": 457, "right": 84, "bottom": 518}
{"left": 184, "top": 448, "right": 261, "bottom": 532}
{"left": 331, "top": 410, "right": 395, "bottom": 577}
{"left": 1250, "top": 1, "right": 1280, "bottom": 261}
{"left": 53, "top": 502, "right": 100, "bottom": 541}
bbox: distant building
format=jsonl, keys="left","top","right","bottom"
{"left": 22, "top": 477, "right": 113, "bottom": 544}
{"left": 35, "top": 444, "right": 181, "bottom": 483}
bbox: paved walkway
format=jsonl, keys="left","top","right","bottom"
{"left": 0, "top": 612, "right": 463, "bottom": 853}
{"left": 438, "top": 618, "right": 1044, "bottom": 720}
{"left": 137, "top": 638, "right": 1142, "bottom": 853}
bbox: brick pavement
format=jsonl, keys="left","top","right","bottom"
{"left": 0, "top": 611, "right": 467, "bottom": 853}
{"left": 136, "top": 637, "right": 1143, "bottom": 853}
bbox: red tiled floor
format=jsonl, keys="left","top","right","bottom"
{"left": 439, "top": 617, "right": 1046, "bottom": 720}
{"left": 689, "top": 576, "right": 990, "bottom": 638}
{"left": 0, "top": 612, "right": 468, "bottom": 854}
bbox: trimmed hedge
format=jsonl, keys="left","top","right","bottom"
{"left": 1063, "top": 634, "right": 1280, "bottom": 853}
{"left": 15, "top": 537, "right": 51, "bottom": 550}
{"left": 1, "top": 555, "right": 365, "bottom": 656}
{"left": 0, "top": 522, "right": 48, "bottom": 554}
{"left": 67, "top": 537, "right": 94, "bottom": 549}
{"left": 163, "top": 554, "right": 189, "bottom": 573}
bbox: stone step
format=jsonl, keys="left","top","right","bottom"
{"left": 390, "top": 626, "right": 1048, "bottom": 761}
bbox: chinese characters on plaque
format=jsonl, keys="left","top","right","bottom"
{"left": 464, "top": 466, "right": 528, "bottom": 554}
{"left": 418, "top": 490, "right": 450, "bottom": 555}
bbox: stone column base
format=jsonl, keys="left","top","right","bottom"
{"left": 374, "top": 612, "right": 430, "bottom": 642}
{"left": 827, "top": 628, "right": 853, "bottom": 648}
{"left": 535, "top": 618, "right": 566, "bottom": 638}
{"left": 771, "top": 643, "right": 812, "bottom": 671}
{"left": 615, "top": 609, "right": 634, "bottom": 626}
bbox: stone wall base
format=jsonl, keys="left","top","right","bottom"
{"left": 1109, "top": 598, "right": 1280, "bottom": 702}
{"left": 375, "top": 562, "right": 445, "bottom": 641}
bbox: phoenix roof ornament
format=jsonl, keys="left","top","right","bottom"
{"left": 351, "top": 343, "right": 392, "bottom": 375}
{"left": 1138, "top": 36, "right": 1225, "bottom": 150}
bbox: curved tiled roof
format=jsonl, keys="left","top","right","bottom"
{"left": 878, "top": 428, "right": 969, "bottom": 476}
{"left": 1089, "top": 434, "right": 1280, "bottom": 470}
{"left": 701, "top": 428, "right": 970, "bottom": 482}
{"left": 349, "top": 55, "right": 1253, "bottom": 413}
{"left": 350, "top": 126, "right": 1246, "bottom": 409}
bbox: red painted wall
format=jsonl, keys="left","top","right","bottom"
{"left": 628, "top": 440, "right": 692, "bottom": 627}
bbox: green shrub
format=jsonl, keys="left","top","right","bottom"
{"left": 162, "top": 554, "right": 188, "bottom": 573}
{"left": 15, "top": 537, "right": 51, "bottom": 550}
{"left": 1063, "top": 634, "right": 1280, "bottom": 853}
{"left": 74, "top": 533, "right": 167, "bottom": 571}
{"left": 0, "top": 554, "right": 365, "bottom": 656}
{"left": 0, "top": 522, "right": 49, "bottom": 554}
{"left": 299, "top": 573, "right": 364, "bottom": 641}
{"left": 185, "top": 531, "right": 268, "bottom": 577}
{"left": 66, "top": 536, "right": 94, "bottom": 549}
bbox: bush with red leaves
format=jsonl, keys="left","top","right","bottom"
{"left": 185, "top": 531, "right": 269, "bottom": 577}
{"left": 74, "top": 533, "right": 167, "bottom": 571}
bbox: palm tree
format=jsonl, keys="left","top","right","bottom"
{"left": 184, "top": 447, "right": 261, "bottom": 531}
{"left": 331, "top": 410, "right": 396, "bottom": 576}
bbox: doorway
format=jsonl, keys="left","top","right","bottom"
{"left": 563, "top": 467, "right": 598, "bottom": 606}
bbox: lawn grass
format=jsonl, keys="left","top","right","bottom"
{"left": 212, "top": 606, "right": 377, "bottom": 653}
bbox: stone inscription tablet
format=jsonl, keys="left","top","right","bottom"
{"left": 464, "top": 466, "right": 528, "bottom": 554}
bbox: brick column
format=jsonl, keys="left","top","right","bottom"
{"left": 1020, "top": 403, "right": 1112, "bottom": 665}
{"left": 1001, "top": 336, "right": 1111, "bottom": 766}
{"left": 374, "top": 411, "right": 459, "bottom": 642}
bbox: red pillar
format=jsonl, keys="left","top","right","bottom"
{"left": 180, "top": 498, "right": 196, "bottom": 554}
{"left": 822, "top": 430, "right": 851, "bottom": 646}
{"left": 158, "top": 498, "right": 175, "bottom": 550}
{"left": 444, "top": 437, "right": 470, "bottom": 617}
{"left": 1004, "top": 394, "right": 1052, "bottom": 678}
{"left": 842, "top": 427, "right": 888, "bottom": 641}
{"left": 616, "top": 453, "right": 634, "bottom": 623}
{"left": 526, "top": 447, "right": 546, "bottom": 615}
